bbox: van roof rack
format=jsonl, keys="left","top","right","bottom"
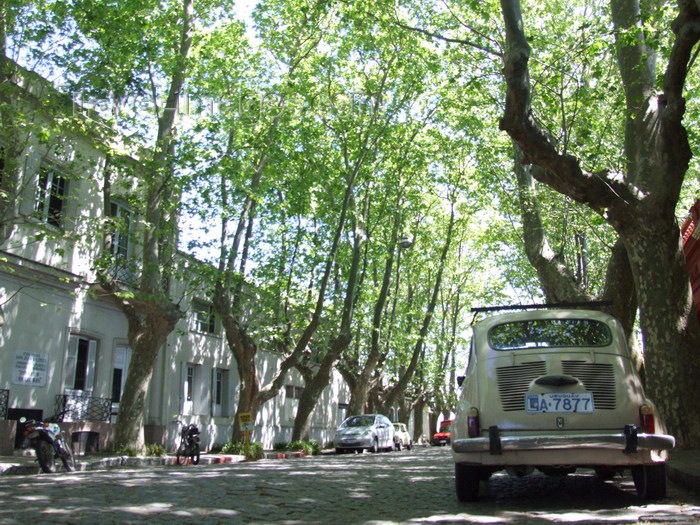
{"left": 470, "top": 301, "right": 613, "bottom": 324}
{"left": 470, "top": 301, "right": 612, "bottom": 313}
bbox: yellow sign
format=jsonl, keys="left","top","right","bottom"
{"left": 239, "top": 412, "right": 253, "bottom": 431}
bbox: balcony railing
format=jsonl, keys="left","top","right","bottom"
{"left": 0, "top": 389, "right": 8, "bottom": 419}
{"left": 54, "top": 392, "right": 112, "bottom": 422}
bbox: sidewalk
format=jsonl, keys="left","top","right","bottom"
{"left": 0, "top": 449, "right": 314, "bottom": 476}
{"left": 1, "top": 448, "right": 698, "bottom": 497}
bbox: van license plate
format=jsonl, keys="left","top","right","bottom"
{"left": 525, "top": 392, "right": 594, "bottom": 413}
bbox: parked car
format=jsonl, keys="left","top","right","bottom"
{"left": 432, "top": 419, "right": 452, "bottom": 446}
{"left": 335, "top": 414, "right": 395, "bottom": 454}
{"left": 452, "top": 304, "right": 675, "bottom": 502}
{"left": 393, "top": 422, "right": 413, "bottom": 450}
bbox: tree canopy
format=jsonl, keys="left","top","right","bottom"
{"left": 5, "top": 0, "right": 700, "bottom": 448}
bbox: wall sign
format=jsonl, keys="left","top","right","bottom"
{"left": 12, "top": 351, "right": 48, "bottom": 387}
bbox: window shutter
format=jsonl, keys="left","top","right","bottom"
{"left": 211, "top": 367, "right": 216, "bottom": 416}
{"left": 84, "top": 339, "right": 97, "bottom": 393}
{"left": 63, "top": 335, "right": 78, "bottom": 392}
{"left": 180, "top": 361, "right": 187, "bottom": 415}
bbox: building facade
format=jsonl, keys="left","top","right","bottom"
{"left": 0, "top": 64, "right": 357, "bottom": 454}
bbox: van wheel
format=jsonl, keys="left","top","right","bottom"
{"left": 632, "top": 464, "right": 666, "bottom": 500}
{"left": 455, "top": 463, "right": 480, "bottom": 502}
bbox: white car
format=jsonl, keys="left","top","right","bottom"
{"left": 452, "top": 304, "right": 675, "bottom": 501}
{"left": 335, "top": 414, "right": 395, "bottom": 454}
{"left": 393, "top": 422, "right": 413, "bottom": 450}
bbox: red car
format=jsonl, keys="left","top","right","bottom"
{"left": 432, "top": 419, "right": 452, "bottom": 446}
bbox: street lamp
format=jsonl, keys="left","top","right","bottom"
{"left": 398, "top": 237, "right": 413, "bottom": 249}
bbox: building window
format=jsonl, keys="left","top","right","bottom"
{"left": 73, "top": 338, "right": 90, "bottom": 390}
{"left": 186, "top": 365, "right": 194, "bottom": 401}
{"left": 283, "top": 384, "right": 303, "bottom": 424}
{"left": 215, "top": 370, "right": 223, "bottom": 405}
{"left": 212, "top": 368, "right": 229, "bottom": 417}
{"left": 192, "top": 299, "right": 216, "bottom": 334}
{"left": 109, "top": 201, "right": 132, "bottom": 259}
{"left": 35, "top": 165, "right": 68, "bottom": 227}
{"left": 182, "top": 362, "right": 202, "bottom": 416}
{"left": 111, "top": 346, "right": 131, "bottom": 404}
{"left": 63, "top": 334, "right": 98, "bottom": 422}
{"left": 64, "top": 335, "right": 97, "bottom": 393}
{"left": 111, "top": 368, "right": 123, "bottom": 402}
{"left": 286, "top": 385, "right": 303, "bottom": 399}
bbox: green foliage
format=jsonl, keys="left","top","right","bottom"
{"left": 286, "top": 439, "right": 321, "bottom": 455}
{"left": 221, "top": 441, "right": 264, "bottom": 460}
{"left": 110, "top": 444, "right": 139, "bottom": 457}
{"left": 145, "top": 443, "right": 167, "bottom": 457}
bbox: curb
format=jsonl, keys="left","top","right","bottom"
{"left": 0, "top": 454, "right": 247, "bottom": 476}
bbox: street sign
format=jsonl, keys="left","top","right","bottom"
{"left": 239, "top": 412, "right": 254, "bottom": 432}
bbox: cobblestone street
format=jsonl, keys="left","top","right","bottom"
{"left": 0, "top": 447, "right": 698, "bottom": 524}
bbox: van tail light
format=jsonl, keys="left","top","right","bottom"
{"left": 640, "top": 404, "right": 655, "bottom": 434}
{"left": 467, "top": 407, "right": 480, "bottom": 437}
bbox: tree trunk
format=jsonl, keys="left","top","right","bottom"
{"left": 624, "top": 224, "right": 700, "bottom": 446}
{"left": 412, "top": 396, "right": 426, "bottom": 444}
{"left": 428, "top": 411, "right": 439, "bottom": 441}
{"left": 341, "top": 212, "right": 401, "bottom": 416}
{"left": 114, "top": 299, "right": 180, "bottom": 449}
{"left": 379, "top": 204, "right": 455, "bottom": 412}
{"left": 106, "top": 0, "right": 193, "bottom": 451}
{"left": 291, "top": 201, "right": 365, "bottom": 441}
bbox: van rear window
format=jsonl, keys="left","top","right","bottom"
{"left": 488, "top": 318, "right": 612, "bottom": 350}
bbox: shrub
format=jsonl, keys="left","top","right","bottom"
{"left": 287, "top": 440, "right": 312, "bottom": 455}
{"left": 287, "top": 439, "right": 321, "bottom": 456}
{"left": 146, "top": 443, "right": 167, "bottom": 457}
{"left": 221, "top": 441, "right": 263, "bottom": 460}
{"left": 111, "top": 444, "right": 138, "bottom": 457}
{"left": 309, "top": 439, "right": 322, "bottom": 456}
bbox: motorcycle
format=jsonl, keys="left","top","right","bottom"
{"left": 20, "top": 410, "right": 75, "bottom": 473}
{"left": 174, "top": 418, "right": 200, "bottom": 465}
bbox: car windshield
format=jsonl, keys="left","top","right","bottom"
{"left": 440, "top": 421, "right": 451, "bottom": 432}
{"left": 488, "top": 318, "right": 612, "bottom": 350}
{"left": 342, "top": 416, "right": 375, "bottom": 428}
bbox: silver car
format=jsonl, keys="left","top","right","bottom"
{"left": 452, "top": 305, "right": 675, "bottom": 501}
{"left": 335, "top": 414, "right": 395, "bottom": 454}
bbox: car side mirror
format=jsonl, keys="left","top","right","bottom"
{"left": 457, "top": 376, "right": 465, "bottom": 387}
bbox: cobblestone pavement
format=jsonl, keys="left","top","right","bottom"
{"left": 0, "top": 447, "right": 699, "bottom": 524}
